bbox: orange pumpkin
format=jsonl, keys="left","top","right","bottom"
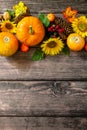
{"left": 67, "top": 33, "right": 85, "bottom": 51}
{"left": 16, "top": 16, "right": 45, "bottom": 46}
{"left": 47, "top": 13, "right": 55, "bottom": 22}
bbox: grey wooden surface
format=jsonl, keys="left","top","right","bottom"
{"left": 0, "top": 0, "right": 87, "bottom": 130}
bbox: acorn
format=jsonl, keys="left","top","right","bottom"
{"left": 3, "top": 11, "right": 11, "bottom": 20}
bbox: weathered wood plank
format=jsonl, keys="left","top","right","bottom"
{"left": 0, "top": 117, "right": 87, "bottom": 130}
{"left": 0, "top": 0, "right": 87, "bottom": 13}
{"left": 0, "top": 50, "right": 87, "bottom": 80}
{"left": 0, "top": 1, "right": 86, "bottom": 130}
{"left": 0, "top": 81, "right": 87, "bottom": 116}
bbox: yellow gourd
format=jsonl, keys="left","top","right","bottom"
{"left": 0, "top": 32, "right": 18, "bottom": 56}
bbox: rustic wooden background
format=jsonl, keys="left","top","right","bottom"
{"left": 0, "top": 0, "right": 87, "bottom": 130}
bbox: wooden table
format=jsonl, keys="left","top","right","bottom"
{"left": 0, "top": 0, "right": 87, "bottom": 129}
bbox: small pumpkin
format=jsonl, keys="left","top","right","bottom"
{"left": 16, "top": 16, "right": 45, "bottom": 46}
{"left": 47, "top": 13, "right": 55, "bottom": 22}
{"left": 0, "top": 32, "right": 18, "bottom": 56}
{"left": 20, "top": 43, "right": 29, "bottom": 52}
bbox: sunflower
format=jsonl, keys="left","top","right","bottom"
{"left": 1, "top": 20, "right": 17, "bottom": 33}
{"left": 41, "top": 38, "right": 64, "bottom": 56}
{"left": 72, "top": 15, "right": 87, "bottom": 37}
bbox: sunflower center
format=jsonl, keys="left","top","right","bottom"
{"left": 5, "top": 23, "right": 13, "bottom": 29}
{"left": 47, "top": 41, "right": 57, "bottom": 48}
{"left": 78, "top": 22, "right": 87, "bottom": 32}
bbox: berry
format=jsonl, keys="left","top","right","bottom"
{"left": 55, "top": 25, "right": 59, "bottom": 29}
{"left": 48, "top": 27, "right": 51, "bottom": 32}
{"left": 58, "top": 28, "right": 64, "bottom": 33}
{"left": 84, "top": 43, "right": 87, "bottom": 51}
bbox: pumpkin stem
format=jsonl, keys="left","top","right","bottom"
{"left": 29, "top": 26, "right": 34, "bottom": 34}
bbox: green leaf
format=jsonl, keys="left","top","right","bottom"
{"left": 31, "top": 48, "right": 45, "bottom": 61}
{"left": 62, "top": 46, "right": 70, "bottom": 56}
{"left": 7, "top": 10, "right": 15, "bottom": 18}
{"left": 38, "top": 13, "right": 50, "bottom": 27}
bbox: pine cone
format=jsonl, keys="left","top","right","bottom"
{"left": 58, "top": 32, "right": 67, "bottom": 40}
{"left": 55, "top": 17, "right": 73, "bottom": 36}
{"left": 14, "top": 12, "right": 31, "bottom": 24}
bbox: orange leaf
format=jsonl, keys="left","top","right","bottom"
{"left": 62, "top": 6, "right": 78, "bottom": 23}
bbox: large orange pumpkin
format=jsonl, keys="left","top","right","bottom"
{"left": 16, "top": 16, "right": 45, "bottom": 46}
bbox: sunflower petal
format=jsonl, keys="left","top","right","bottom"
{"left": 41, "top": 38, "right": 64, "bottom": 56}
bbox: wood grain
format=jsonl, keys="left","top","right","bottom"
{"left": 0, "top": 81, "right": 87, "bottom": 116}
{"left": 0, "top": 0, "right": 87, "bottom": 13}
{"left": 0, "top": 117, "right": 87, "bottom": 130}
{"left": 0, "top": 0, "right": 87, "bottom": 129}
{"left": 0, "top": 50, "right": 87, "bottom": 80}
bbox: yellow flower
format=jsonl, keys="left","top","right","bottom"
{"left": 72, "top": 15, "right": 87, "bottom": 37}
{"left": 1, "top": 20, "right": 17, "bottom": 33}
{"left": 13, "top": 1, "right": 28, "bottom": 17}
{"left": 41, "top": 38, "right": 64, "bottom": 56}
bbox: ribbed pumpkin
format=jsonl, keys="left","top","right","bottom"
{"left": 16, "top": 16, "right": 45, "bottom": 46}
